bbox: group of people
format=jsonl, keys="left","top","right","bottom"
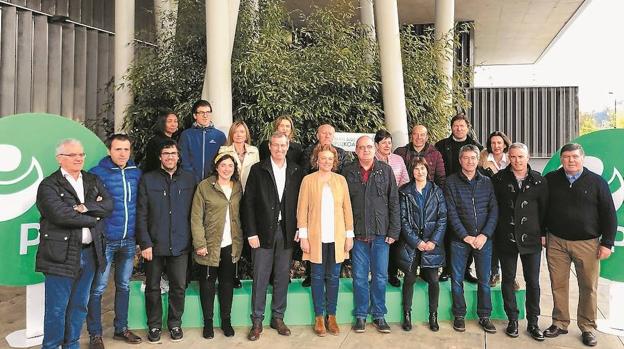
{"left": 34, "top": 101, "right": 617, "bottom": 349}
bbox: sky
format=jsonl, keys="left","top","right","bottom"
{"left": 473, "top": 0, "right": 624, "bottom": 113}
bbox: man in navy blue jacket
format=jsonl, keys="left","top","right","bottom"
{"left": 87, "top": 134, "right": 142, "bottom": 348}
{"left": 178, "top": 100, "right": 226, "bottom": 182}
{"left": 137, "top": 140, "right": 197, "bottom": 344}
{"left": 444, "top": 144, "right": 498, "bottom": 334}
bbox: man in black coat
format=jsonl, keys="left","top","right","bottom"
{"left": 492, "top": 143, "right": 548, "bottom": 341}
{"left": 36, "top": 139, "right": 113, "bottom": 349}
{"left": 435, "top": 113, "right": 483, "bottom": 282}
{"left": 137, "top": 140, "right": 197, "bottom": 344}
{"left": 242, "top": 131, "right": 304, "bottom": 341}
{"left": 542, "top": 143, "right": 617, "bottom": 347}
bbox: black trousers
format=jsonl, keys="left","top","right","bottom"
{"left": 199, "top": 245, "right": 235, "bottom": 324}
{"left": 401, "top": 254, "right": 440, "bottom": 313}
{"left": 251, "top": 226, "right": 292, "bottom": 320}
{"left": 387, "top": 243, "right": 400, "bottom": 277}
{"left": 499, "top": 248, "right": 541, "bottom": 326}
{"left": 144, "top": 253, "right": 188, "bottom": 329}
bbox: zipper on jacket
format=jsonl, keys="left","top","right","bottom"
{"left": 202, "top": 129, "right": 206, "bottom": 179}
{"left": 471, "top": 181, "right": 478, "bottom": 235}
{"left": 121, "top": 168, "right": 129, "bottom": 239}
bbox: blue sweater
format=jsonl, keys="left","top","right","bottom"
{"left": 178, "top": 124, "right": 226, "bottom": 182}
{"left": 90, "top": 157, "right": 142, "bottom": 241}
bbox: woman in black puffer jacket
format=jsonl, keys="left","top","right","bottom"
{"left": 397, "top": 157, "right": 447, "bottom": 332}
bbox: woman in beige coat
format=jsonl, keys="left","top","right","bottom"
{"left": 297, "top": 144, "right": 354, "bottom": 337}
{"left": 190, "top": 154, "right": 243, "bottom": 340}
{"left": 218, "top": 120, "right": 260, "bottom": 191}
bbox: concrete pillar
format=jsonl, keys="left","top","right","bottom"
{"left": 114, "top": 0, "right": 134, "bottom": 132}
{"left": 374, "top": 0, "right": 408, "bottom": 147}
{"left": 228, "top": 0, "right": 241, "bottom": 58}
{"left": 202, "top": 0, "right": 236, "bottom": 131}
{"left": 435, "top": 0, "right": 455, "bottom": 107}
{"left": 154, "top": 0, "right": 178, "bottom": 43}
{"left": 360, "top": 0, "right": 376, "bottom": 41}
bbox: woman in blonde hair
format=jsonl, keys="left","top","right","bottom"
{"left": 297, "top": 144, "right": 354, "bottom": 336}
{"left": 218, "top": 120, "right": 260, "bottom": 191}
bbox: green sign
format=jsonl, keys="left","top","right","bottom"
{"left": 0, "top": 114, "right": 107, "bottom": 286}
{"left": 543, "top": 129, "right": 624, "bottom": 282}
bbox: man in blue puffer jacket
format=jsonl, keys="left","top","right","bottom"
{"left": 444, "top": 144, "right": 498, "bottom": 335}
{"left": 178, "top": 99, "right": 226, "bottom": 182}
{"left": 87, "top": 134, "right": 143, "bottom": 348}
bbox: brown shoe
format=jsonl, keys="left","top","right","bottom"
{"left": 247, "top": 318, "right": 263, "bottom": 341}
{"left": 270, "top": 317, "right": 291, "bottom": 336}
{"left": 326, "top": 315, "right": 340, "bottom": 335}
{"left": 113, "top": 329, "right": 142, "bottom": 344}
{"left": 89, "top": 336, "right": 105, "bottom": 349}
{"left": 314, "top": 316, "right": 327, "bottom": 336}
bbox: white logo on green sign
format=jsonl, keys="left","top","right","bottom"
{"left": 543, "top": 129, "right": 624, "bottom": 282}
{"left": 0, "top": 114, "right": 107, "bottom": 286}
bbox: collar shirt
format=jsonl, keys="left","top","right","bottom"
{"left": 270, "top": 157, "right": 287, "bottom": 220}
{"left": 61, "top": 168, "right": 92, "bottom": 244}
{"left": 566, "top": 168, "right": 583, "bottom": 184}
{"left": 487, "top": 152, "right": 509, "bottom": 171}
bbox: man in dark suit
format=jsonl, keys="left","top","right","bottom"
{"left": 36, "top": 139, "right": 113, "bottom": 349}
{"left": 242, "top": 131, "right": 304, "bottom": 341}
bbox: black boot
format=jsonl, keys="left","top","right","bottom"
{"left": 429, "top": 312, "right": 439, "bottom": 332}
{"left": 221, "top": 317, "right": 235, "bottom": 337}
{"left": 401, "top": 311, "right": 412, "bottom": 331}
{"left": 203, "top": 319, "right": 214, "bottom": 339}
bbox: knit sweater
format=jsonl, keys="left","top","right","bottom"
{"left": 544, "top": 167, "right": 617, "bottom": 248}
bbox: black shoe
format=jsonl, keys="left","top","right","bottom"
{"left": 582, "top": 331, "right": 597, "bottom": 347}
{"left": 465, "top": 271, "right": 479, "bottom": 284}
{"left": 479, "top": 317, "right": 497, "bottom": 333}
{"left": 505, "top": 320, "right": 519, "bottom": 338}
{"left": 401, "top": 311, "right": 412, "bottom": 331}
{"left": 147, "top": 328, "right": 161, "bottom": 343}
{"left": 113, "top": 329, "right": 142, "bottom": 344}
{"left": 528, "top": 325, "right": 544, "bottom": 341}
{"left": 221, "top": 318, "right": 235, "bottom": 337}
{"left": 439, "top": 273, "right": 450, "bottom": 282}
{"left": 429, "top": 312, "right": 439, "bottom": 332}
{"left": 203, "top": 322, "right": 214, "bottom": 339}
{"left": 302, "top": 276, "right": 311, "bottom": 287}
{"left": 543, "top": 325, "right": 568, "bottom": 338}
{"left": 372, "top": 318, "right": 391, "bottom": 333}
{"left": 388, "top": 275, "right": 401, "bottom": 287}
{"left": 353, "top": 318, "right": 366, "bottom": 333}
{"left": 169, "top": 327, "right": 183, "bottom": 342}
{"left": 89, "top": 335, "right": 104, "bottom": 349}
{"left": 453, "top": 317, "right": 466, "bottom": 332}
{"left": 233, "top": 277, "right": 242, "bottom": 289}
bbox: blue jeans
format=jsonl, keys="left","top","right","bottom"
{"left": 450, "top": 239, "right": 493, "bottom": 318}
{"left": 42, "top": 246, "right": 96, "bottom": 349}
{"left": 310, "top": 243, "right": 341, "bottom": 316}
{"left": 87, "top": 238, "right": 136, "bottom": 335}
{"left": 352, "top": 235, "right": 389, "bottom": 319}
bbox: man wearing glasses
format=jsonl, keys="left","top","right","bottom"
{"left": 178, "top": 99, "right": 226, "bottom": 182}
{"left": 137, "top": 140, "right": 197, "bottom": 343}
{"left": 36, "top": 139, "right": 113, "bottom": 349}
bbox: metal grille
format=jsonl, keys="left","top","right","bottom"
{"left": 467, "top": 86, "right": 579, "bottom": 158}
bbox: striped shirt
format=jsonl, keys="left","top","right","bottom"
{"left": 376, "top": 152, "right": 410, "bottom": 187}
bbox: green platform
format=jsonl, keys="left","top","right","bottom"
{"left": 128, "top": 279, "right": 525, "bottom": 329}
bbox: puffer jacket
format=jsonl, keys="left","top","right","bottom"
{"left": 136, "top": 167, "right": 197, "bottom": 256}
{"left": 178, "top": 123, "right": 226, "bottom": 182}
{"left": 342, "top": 159, "right": 400, "bottom": 240}
{"left": 190, "top": 175, "right": 243, "bottom": 267}
{"left": 444, "top": 170, "right": 498, "bottom": 241}
{"left": 35, "top": 170, "right": 113, "bottom": 277}
{"left": 90, "top": 157, "right": 141, "bottom": 241}
{"left": 396, "top": 181, "right": 447, "bottom": 272}
{"left": 492, "top": 166, "right": 548, "bottom": 255}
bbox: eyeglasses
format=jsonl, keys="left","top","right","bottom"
{"left": 161, "top": 152, "right": 179, "bottom": 157}
{"left": 59, "top": 153, "right": 86, "bottom": 158}
{"left": 195, "top": 111, "right": 212, "bottom": 116}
